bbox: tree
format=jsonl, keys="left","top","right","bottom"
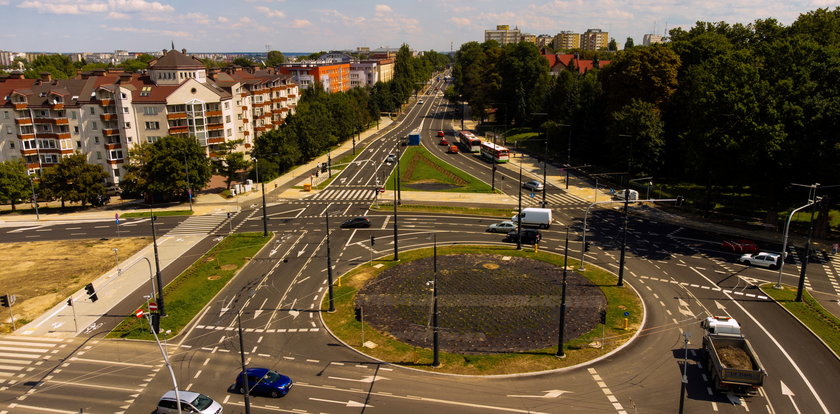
{"left": 599, "top": 45, "right": 681, "bottom": 111}
{"left": 24, "top": 54, "right": 75, "bottom": 79}
{"left": 121, "top": 136, "right": 211, "bottom": 202}
{"left": 624, "top": 37, "right": 635, "bottom": 49}
{"left": 212, "top": 140, "right": 249, "bottom": 190}
{"left": 0, "top": 159, "right": 31, "bottom": 211}
{"left": 606, "top": 99, "right": 665, "bottom": 176}
{"left": 266, "top": 50, "right": 286, "bottom": 67}
{"left": 608, "top": 38, "right": 618, "bottom": 51}
{"left": 120, "top": 58, "right": 149, "bottom": 73}
{"left": 40, "top": 153, "right": 108, "bottom": 207}
{"left": 496, "top": 42, "right": 550, "bottom": 125}
{"left": 232, "top": 57, "right": 256, "bottom": 67}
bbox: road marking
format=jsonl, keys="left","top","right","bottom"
{"left": 68, "top": 357, "right": 154, "bottom": 367}
{"left": 45, "top": 380, "right": 141, "bottom": 392}
{"left": 588, "top": 368, "right": 627, "bottom": 413}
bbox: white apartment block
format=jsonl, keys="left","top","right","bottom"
{"left": 349, "top": 59, "right": 394, "bottom": 88}
{"left": 643, "top": 34, "right": 665, "bottom": 46}
{"left": 0, "top": 48, "right": 299, "bottom": 186}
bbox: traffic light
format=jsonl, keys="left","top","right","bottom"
{"left": 370, "top": 235, "right": 375, "bottom": 246}
{"left": 67, "top": 298, "right": 73, "bottom": 307}
{"left": 354, "top": 307, "right": 363, "bottom": 321}
{"left": 85, "top": 283, "right": 98, "bottom": 302}
{"left": 0, "top": 294, "right": 8, "bottom": 308}
{"left": 675, "top": 196, "right": 684, "bottom": 207}
{"left": 584, "top": 241, "right": 591, "bottom": 252}
{"left": 599, "top": 309, "right": 607, "bottom": 324}
{"left": 151, "top": 313, "right": 160, "bottom": 334}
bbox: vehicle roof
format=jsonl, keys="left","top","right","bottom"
{"left": 161, "top": 390, "right": 201, "bottom": 401}
{"left": 243, "top": 367, "right": 270, "bottom": 376}
{"left": 756, "top": 252, "right": 780, "bottom": 257}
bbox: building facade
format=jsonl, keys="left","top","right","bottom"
{"left": 583, "top": 29, "right": 609, "bottom": 50}
{"left": 279, "top": 62, "right": 350, "bottom": 93}
{"left": 553, "top": 31, "right": 581, "bottom": 50}
{"left": 485, "top": 25, "right": 522, "bottom": 45}
{"left": 643, "top": 34, "right": 664, "bottom": 46}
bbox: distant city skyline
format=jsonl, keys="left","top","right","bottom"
{"left": 0, "top": 0, "right": 829, "bottom": 53}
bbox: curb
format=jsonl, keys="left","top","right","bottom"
{"left": 758, "top": 284, "right": 840, "bottom": 361}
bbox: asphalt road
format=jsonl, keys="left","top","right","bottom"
{"left": 1, "top": 73, "right": 838, "bottom": 414}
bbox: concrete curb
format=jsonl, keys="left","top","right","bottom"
{"left": 758, "top": 284, "right": 840, "bottom": 361}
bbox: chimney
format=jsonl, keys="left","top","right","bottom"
{"left": 182, "top": 48, "right": 187, "bottom": 55}
{"left": 119, "top": 73, "right": 132, "bottom": 83}
{"left": 163, "top": 49, "right": 167, "bottom": 54}
{"left": 40, "top": 72, "right": 52, "bottom": 82}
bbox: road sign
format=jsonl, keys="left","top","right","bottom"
{"left": 115, "top": 213, "right": 119, "bottom": 224}
{"left": 135, "top": 308, "right": 144, "bottom": 318}
{"left": 529, "top": 192, "right": 535, "bottom": 198}
{"left": 377, "top": 187, "right": 385, "bottom": 193}
{"left": 148, "top": 302, "right": 158, "bottom": 312}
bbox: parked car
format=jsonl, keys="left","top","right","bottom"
{"left": 739, "top": 252, "right": 781, "bottom": 269}
{"left": 522, "top": 180, "right": 544, "bottom": 191}
{"left": 234, "top": 368, "right": 293, "bottom": 398}
{"left": 505, "top": 229, "right": 542, "bottom": 244}
{"left": 341, "top": 217, "right": 371, "bottom": 228}
{"left": 721, "top": 239, "right": 759, "bottom": 254}
{"left": 156, "top": 390, "right": 223, "bottom": 414}
{"left": 385, "top": 154, "right": 397, "bottom": 164}
{"left": 448, "top": 145, "right": 459, "bottom": 154}
{"left": 437, "top": 130, "right": 445, "bottom": 137}
{"left": 487, "top": 221, "right": 517, "bottom": 233}
{"left": 439, "top": 137, "right": 448, "bottom": 145}
{"left": 418, "top": 99, "right": 424, "bottom": 104}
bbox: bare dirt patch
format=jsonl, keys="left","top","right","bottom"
{"left": 356, "top": 254, "right": 606, "bottom": 353}
{"left": 0, "top": 237, "right": 150, "bottom": 332}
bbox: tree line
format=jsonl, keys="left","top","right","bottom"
{"left": 452, "top": 7, "right": 840, "bottom": 228}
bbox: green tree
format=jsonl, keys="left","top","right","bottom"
{"left": 24, "top": 54, "right": 75, "bottom": 79}
{"left": 120, "top": 58, "right": 149, "bottom": 73}
{"left": 608, "top": 38, "right": 618, "bottom": 51}
{"left": 0, "top": 159, "right": 31, "bottom": 211}
{"left": 266, "top": 50, "right": 286, "bottom": 67}
{"left": 232, "top": 57, "right": 256, "bottom": 67}
{"left": 40, "top": 153, "right": 109, "bottom": 207}
{"left": 121, "top": 136, "right": 211, "bottom": 202}
{"left": 497, "top": 42, "right": 550, "bottom": 125}
{"left": 606, "top": 99, "right": 665, "bottom": 176}
{"left": 212, "top": 140, "right": 249, "bottom": 190}
{"left": 624, "top": 37, "right": 635, "bottom": 49}
{"left": 599, "top": 45, "right": 681, "bottom": 111}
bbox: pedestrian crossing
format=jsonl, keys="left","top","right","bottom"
{"left": 0, "top": 336, "right": 68, "bottom": 389}
{"left": 823, "top": 253, "right": 840, "bottom": 295}
{"left": 166, "top": 213, "right": 228, "bottom": 235}
{"left": 520, "top": 191, "right": 586, "bottom": 207}
{"left": 307, "top": 188, "right": 377, "bottom": 201}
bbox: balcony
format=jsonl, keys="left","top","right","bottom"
{"left": 18, "top": 133, "right": 35, "bottom": 139}
{"left": 206, "top": 110, "right": 222, "bottom": 117}
{"left": 15, "top": 118, "right": 32, "bottom": 125}
{"left": 103, "top": 128, "right": 120, "bottom": 136}
{"left": 51, "top": 103, "right": 64, "bottom": 110}
{"left": 56, "top": 132, "right": 71, "bottom": 139}
{"left": 100, "top": 113, "right": 118, "bottom": 121}
{"left": 105, "top": 143, "right": 122, "bottom": 150}
{"left": 208, "top": 137, "right": 225, "bottom": 144}
{"left": 167, "top": 112, "right": 187, "bottom": 120}
{"left": 288, "top": 94, "right": 296, "bottom": 98}
{"left": 106, "top": 159, "right": 123, "bottom": 165}
{"left": 54, "top": 118, "right": 69, "bottom": 125}
{"left": 241, "top": 106, "right": 248, "bottom": 111}
{"left": 168, "top": 125, "right": 189, "bottom": 134}
{"left": 99, "top": 98, "right": 113, "bottom": 106}
{"left": 207, "top": 123, "right": 224, "bottom": 131}
{"left": 243, "top": 130, "right": 250, "bottom": 136}
{"left": 13, "top": 102, "right": 27, "bottom": 110}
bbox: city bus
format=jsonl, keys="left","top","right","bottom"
{"left": 480, "top": 141, "right": 510, "bottom": 163}
{"left": 458, "top": 131, "right": 481, "bottom": 152}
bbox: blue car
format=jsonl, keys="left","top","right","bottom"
{"left": 235, "top": 368, "right": 293, "bottom": 398}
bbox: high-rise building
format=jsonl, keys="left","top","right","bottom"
{"left": 553, "top": 31, "right": 581, "bottom": 50}
{"left": 583, "top": 29, "right": 609, "bottom": 50}
{"left": 485, "top": 25, "right": 522, "bottom": 46}
{"left": 643, "top": 34, "right": 664, "bottom": 46}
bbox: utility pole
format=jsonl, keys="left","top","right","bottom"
{"left": 325, "top": 210, "right": 335, "bottom": 312}
{"left": 396, "top": 145, "right": 402, "bottom": 205}
{"left": 796, "top": 183, "right": 819, "bottom": 302}
{"left": 557, "top": 226, "right": 569, "bottom": 358}
{"left": 432, "top": 234, "right": 440, "bottom": 367}
{"left": 517, "top": 161, "right": 523, "bottom": 250}
{"left": 393, "top": 186, "right": 399, "bottom": 260}
{"left": 238, "top": 312, "right": 252, "bottom": 414}
{"left": 29, "top": 175, "right": 39, "bottom": 220}
{"left": 678, "top": 331, "right": 690, "bottom": 414}
{"left": 542, "top": 136, "right": 548, "bottom": 208}
{"left": 149, "top": 204, "right": 166, "bottom": 316}
{"left": 617, "top": 187, "right": 629, "bottom": 287}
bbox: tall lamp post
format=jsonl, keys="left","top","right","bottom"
{"left": 28, "top": 175, "right": 40, "bottom": 220}
{"left": 558, "top": 123, "right": 572, "bottom": 190}
{"left": 516, "top": 160, "right": 523, "bottom": 250}
{"left": 393, "top": 183, "right": 399, "bottom": 260}
{"left": 556, "top": 226, "right": 569, "bottom": 358}
{"left": 253, "top": 157, "right": 268, "bottom": 237}
{"left": 531, "top": 113, "right": 548, "bottom": 208}
{"left": 617, "top": 176, "right": 652, "bottom": 287}
{"left": 776, "top": 197, "right": 819, "bottom": 289}
{"left": 149, "top": 202, "right": 166, "bottom": 317}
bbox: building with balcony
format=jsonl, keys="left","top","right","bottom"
{"left": 279, "top": 61, "right": 350, "bottom": 93}
{"left": 583, "top": 29, "right": 610, "bottom": 50}
{"left": 643, "top": 34, "right": 665, "bottom": 46}
{"left": 485, "top": 25, "right": 523, "bottom": 46}
{"left": 349, "top": 59, "right": 394, "bottom": 88}
{"left": 553, "top": 31, "right": 581, "bottom": 50}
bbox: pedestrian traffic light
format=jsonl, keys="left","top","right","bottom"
{"left": 584, "top": 241, "right": 591, "bottom": 252}
{"left": 599, "top": 309, "right": 607, "bottom": 324}
{"left": 370, "top": 235, "right": 375, "bottom": 246}
{"left": 354, "top": 307, "right": 363, "bottom": 321}
{"left": 67, "top": 298, "right": 73, "bottom": 307}
{"left": 151, "top": 313, "right": 160, "bottom": 334}
{"left": 85, "top": 283, "right": 98, "bottom": 302}
{"left": 0, "top": 294, "right": 8, "bottom": 308}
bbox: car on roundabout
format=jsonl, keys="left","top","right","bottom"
{"left": 437, "top": 130, "right": 445, "bottom": 137}
{"left": 439, "top": 137, "right": 448, "bottom": 145}
{"left": 341, "top": 216, "right": 371, "bottom": 228}
{"left": 156, "top": 390, "right": 223, "bottom": 414}
{"left": 448, "top": 145, "right": 459, "bottom": 154}
{"left": 721, "top": 239, "right": 759, "bottom": 254}
{"left": 738, "top": 252, "right": 781, "bottom": 269}
{"left": 234, "top": 368, "right": 293, "bottom": 398}
{"left": 486, "top": 221, "right": 517, "bottom": 233}
{"left": 504, "top": 229, "right": 541, "bottom": 244}
{"left": 385, "top": 154, "right": 397, "bottom": 164}
{"left": 523, "top": 180, "right": 544, "bottom": 191}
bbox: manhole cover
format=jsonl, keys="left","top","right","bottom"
{"left": 482, "top": 263, "right": 499, "bottom": 270}
{"left": 207, "top": 275, "right": 220, "bottom": 280}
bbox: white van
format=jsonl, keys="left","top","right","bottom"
{"left": 156, "top": 390, "right": 222, "bottom": 414}
{"left": 511, "top": 208, "right": 552, "bottom": 229}
{"left": 613, "top": 189, "right": 639, "bottom": 201}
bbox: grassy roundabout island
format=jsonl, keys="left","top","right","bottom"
{"left": 322, "top": 245, "right": 643, "bottom": 375}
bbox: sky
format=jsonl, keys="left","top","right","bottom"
{"left": 0, "top": 0, "right": 834, "bottom": 53}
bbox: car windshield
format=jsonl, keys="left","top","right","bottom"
{"left": 190, "top": 394, "right": 213, "bottom": 410}
{"left": 263, "top": 370, "right": 281, "bottom": 383}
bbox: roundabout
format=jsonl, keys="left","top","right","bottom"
{"left": 323, "top": 245, "right": 644, "bottom": 375}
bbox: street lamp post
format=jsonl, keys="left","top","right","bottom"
{"left": 617, "top": 177, "right": 652, "bottom": 287}
{"left": 556, "top": 226, "right": 569, "bottom": 358}
{"left": 531, "top": 113, "right": 548, "bottom": 208}
{"left": 393, "top": 184, "right": 399, "bottom": 261}
{"left": 253, "top": 157, "right": 268, "bottom": 237}
{"left": 776, "top": 200, "right": 817, "bottom": 288}
{"left": 149, "top": 203, "right": 166, "bottom": 316}
{"left": 183, "top": 152, "right": 192, "bottom": 212}
{"left": 432, "top": 234, "right": 440, "bottom": 367}
{"left": 28, "top": 175, "right": 39, "bottom": 220}
{"left": 517, "top": 161, "right": 523, "bottom": 250}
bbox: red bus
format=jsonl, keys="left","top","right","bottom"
{"left": 480, "top": 141, "right": 510, "bottom": 163}
{"left": 458, "top": 131, "right": 481, "bottom": 152}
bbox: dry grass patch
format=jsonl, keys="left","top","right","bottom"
{"left": 0, "top": 237, "right": 150, "bottom": 332}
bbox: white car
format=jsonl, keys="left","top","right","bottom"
{"left": 523, "top": 180, "right": 544, "bottom": 191}
{"left": 739, "top": 252, "right": 781, "bottom": 269}
{"left": 156, "top": 390, "right": 222, "bottom": 414}
{"left": 486, "top": 221, "right": 517, "bottom": 233}
{"left": 385, "top": 154, "right": 397, "bottom": 164}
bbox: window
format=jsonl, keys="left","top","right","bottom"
{"left": 90, "top": 107, "right": 95, "bottom": 115}
{"left": 143, "top": 107, "right": 157, "bottom": 116}
{"left": 147, "top": 136, "right": 160, "bottom": 143}
{"left": 145, "top": 121, "right": 160, "bottom": 130}
{"left": 226, "top": 128, "right": 232, "bottom": 137}
{"left": 224, "top": 102, "right": 229, "bottom": 109}
{"left": 3, "top": 111, "right": 8, "bottom": 119}
{"left": 123, "top": 107, "right": 129, "bottom": 113}
{"left": 70, "top": 111, "right": 77, "bottom": 120}
{"left": 73, "top": 126, "right": 79, "bottom": 134}
{"left": 9, "top": 142, "right": 14, "bottom": 149}
{"left": 225, "top": 115, "right": 231, "bottom": 123}
{"left": 125, "top": 122, "right": 131, "bottom": 129}
{"left": 140, "top": 86, "right": 152, "bottom": 97}
{"left": 91, "top": 121, "right": 97, "bottom": 130}
{"left": 96, "top": 151, "right": 102, "bottom": 159}
{"left": 237, "top": 114, "right": 242, "bottom": 120}
{"left": 109, "top": 150, "right": 123, "bottom": 159}
{"left": 76, "top": 141, "right": 81, "bottom": 148}
{"left": 121, "top": 93, "right": 127, "bottom": 99}
{"left": 94, "top": 136, "right": 100, "bottom": 144}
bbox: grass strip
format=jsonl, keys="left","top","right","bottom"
{"left": 107, "top": 232, "right": 271, "bottom": 340}
{"left": 386, "top": 146, "right": 494, "bottom": 193}
{"left": 760, "top": 284, "right": 840, "bottom": 355}
{"left": 370, "top": 203, "right": 513, "bottom": 218}
{"left": 322, "top": 245, "right": 642, "bottom": 375}
{"left": 120, "top": 210, "right": 194, "bottom": 218}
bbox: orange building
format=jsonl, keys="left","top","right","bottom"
{"left": 278, "top": 62, "right": 350, "bottom": 93}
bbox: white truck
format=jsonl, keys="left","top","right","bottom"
{"left": 511, "top": 208, "right": 552, "bottom": 229}
{"left": 700, "top": 316, "right": 766, "bottom": 396}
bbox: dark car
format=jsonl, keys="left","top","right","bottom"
{"left": 505, "top": 229, "right": 541, "bottom": 244}
{"left": 235, "top": 367, "right": 293, "bottom": 398}
{"left": 721, "top": 239, "right": 759, "bottom": 254}
{"left": 341, "top": 216, "right": 371, "bottom": 228}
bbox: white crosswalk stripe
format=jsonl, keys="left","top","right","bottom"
{"left": 0, "top": 336, "right": 68, "bottom": 387}
{"left": 166, "top": 213, "right": 228, "bottom": 235}
{"left": 521, "top": 191, "right": 586, "bottom": 207}
{"left": 308, "top": 188, "right": 376, "bottom": 201}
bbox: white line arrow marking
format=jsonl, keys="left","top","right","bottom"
{"left": 288, "top": 298, "right": 299, "bottom": 319}
{"left": 677, "top": 298, "right": 695, "bottom": 318}
{"left": 309, "top": 397, "right": 373, "bottom": 408}
{"left": 714, "top": 300, "right": 729, "bottom": 316}
{"left": 781, "top": 381, "right": 802, "bottom": 414}
{"left": 254, "top": 298, "right": 267, "bottom": 319}
{"left": 327, "top": 375, "right": 389, "bottom": 383}
{"left": 507, "top": 390, "right": 571, "bottom": 398}
{"left": 297, "top": 247, "right": 307, "bottom": 257}
{"left": 220, "top": 296, "right": 235, "bottom": 317}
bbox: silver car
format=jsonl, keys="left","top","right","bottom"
{"left": 739, "top": 252, "right": 781, "bottom": 269}
{"left": 385, "top": 154, "right": 397, "bottom": 164}
{"left": 523, "top": 180, "right": 544, "bottom": 191}
{"left": 487, "top": 221, "right": 517, "bottom": 233}
{"left": 157, "top": 390, "right": 222, "bottom": 414}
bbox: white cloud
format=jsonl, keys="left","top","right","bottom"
{"left": 291, "top": 19, "right": 312, "bottom": 28}
{"left": 18, "top": 0, "right": 107, "bottom": 14}
{"left": 0, "top": 0, "right": 10, "bottom": 5}
{"left": 255, "top": 6, "right": 285, "bottom": 18}
{"left": 108, "top": 11, "right": 129, "bottom": 19}
{"left": 450, "top": 17, "right": 471, "bottom": 25}
{"left": 102, "top": 25, "right": 189, "bottom": 37}
{"left": 107, "top": 0, "right": 173, "bottom": 13}
{"left": 217, "top": 16, "right": 229, "bottom": 23}
{"left": 375, "top": 4, "right": 392, "bottom": 13}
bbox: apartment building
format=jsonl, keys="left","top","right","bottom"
{"left": 0, "top": 48, "right": 298, "bottom": 185}
{"left": 643, "top": 34, "right": 665, "bottom": 46}
{"left": 349, "top": 59, "right": 394, "bottom": 88}
{"left": 279, "top": 62, "right": 350, "bottom": 93}
{"left": 485, "top": 25, "right": 522, "bottom": 46}
{"left": 553, "top": 31, "right": 581, "bottom": 50}
{"left": 583, "top": 29, "right": 610, "bottom": 50}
